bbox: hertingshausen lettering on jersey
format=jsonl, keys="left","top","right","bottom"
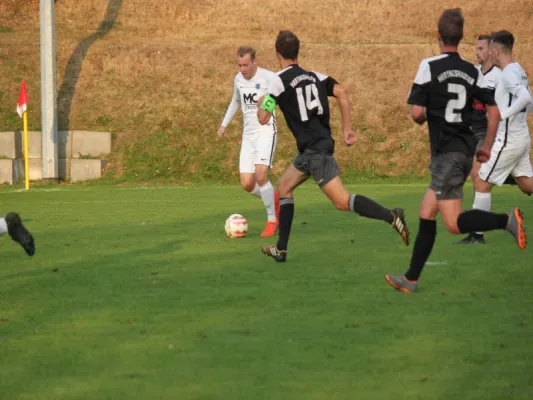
{"left": 267, "top": 65, "right": 338, "bottom": 154}
{"left": 437, "top": 70, "right": 474, "bottom": 85}
{"left": 290, "top": 74, "right": 317, "bottom": 88}
{"left": 407, "top": 52, "right": 496, "bottom": 156}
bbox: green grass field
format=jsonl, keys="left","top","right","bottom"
{"left": 1, "top": 183, "right": 532, "bottom": 400}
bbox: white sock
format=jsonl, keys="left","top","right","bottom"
{"left": 0, "top": 218, "right": 7, "bottom": 235}
{"left": 473, "top": 191, "right": 492, "bottom": 235}
{"left": 259, "top": 181, "right": 277, "bottom": 222}
{"left": 250, "top": 183, "right": 261, "bottom": 198}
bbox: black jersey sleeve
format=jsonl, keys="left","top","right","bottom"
{"left": 407, "top": 60, "right": 430, "bottom": 106}
{"left": 313, "top": 71, "right": 338, "bottom": 97}
{"left": 473, "top": 70, "right": 496, "bottom": 106}
{"left": 324, "top": 77, "right": 338, "bottom": 96}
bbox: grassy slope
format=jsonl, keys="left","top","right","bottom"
{"left": 0, "top": 0, "right": 532, "bottom": 183}
{"left": 0, "top": 185, "right": 532, "bottom": 399}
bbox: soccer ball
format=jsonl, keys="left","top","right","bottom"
{"left": 225, "top": 214, "right": 248, "bottom": 239}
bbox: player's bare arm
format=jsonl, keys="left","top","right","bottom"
{"left": 333, "top": 84, "right": 356, "bottom": 146}
{"left": 217, "top": 126, "right": 226, "bottom": 137}
{"left": 257, "top": 95, "right": 273, "bottom": 125}
{"left": 411, "top": 105, "right": 427, "bottom": 125}
{"left": 477, "top": 104, "right": 500, "bottom": 163}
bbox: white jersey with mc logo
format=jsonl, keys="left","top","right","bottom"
{"left": 222, "top": 67, "right": 277, "bottom": 136}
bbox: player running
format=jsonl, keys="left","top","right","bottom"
{"left": 471, "top": 30, "right": 533, "bottom": 238}
{"left": 218, "top": 46, "right": 280, "bottom": 237}
{"left": 385, "top": 10, "right": 526, "bottom": 293}
{"left": 257, "top": 30, "right": 410, "bottom": 263}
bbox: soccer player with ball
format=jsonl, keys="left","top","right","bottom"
{"left": 256, "top": 30, "right": 410, "bottom": 262}
{"left": 218, "top": 46, "right": 280, "bottom": 237}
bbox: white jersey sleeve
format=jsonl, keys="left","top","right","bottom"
{"left": 221, "top": 77, "right": 241, "bottom": 128}
{"left": 499, "top": 66, "right": 532, "bottom": 120}
{"left": 266, "top": 73, "right": 285, "bottom": 103}
{"left": 407, "top": 57, "right": 434, "bottom": 105}
{"left": 494, "top": 63, "right": 531, "bottom": 142}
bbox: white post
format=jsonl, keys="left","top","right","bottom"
{"left": 40, "top": 0, "right": 58, "bottom": 181}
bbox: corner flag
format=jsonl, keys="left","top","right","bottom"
{"left": 17, "top": 81, "right": 28, "bottom": 118}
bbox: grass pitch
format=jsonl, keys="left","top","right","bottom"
{"left": 1, "top": 183, "right": 532, "bottom": 399}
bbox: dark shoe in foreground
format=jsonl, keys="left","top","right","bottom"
{"left": 455, "top": 233, "right": 486, "bottom": 244}
{"left": 391, "top": 208, "right": 410, "bottom": 246}
{"left": 5, "top": 212, "right": 35, "bottom": 256}
{"left": 260, "top": 245, "right": 287, "bottom": 262}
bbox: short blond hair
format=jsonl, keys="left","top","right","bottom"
{"left": 237, "top": 46, "right": 256, "bottom": 60}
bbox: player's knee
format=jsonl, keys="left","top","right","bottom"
{"left": 333, "top": 200, "right": 349, "bottom": 211}
{"left": 419, "top": 204, "right": 438, "bottom": 220}
{"left": 474, "top": 176, "right": 491, "bottom": 193}
{"left": 443, "top": 219, "right": 460, "bottom": 234}
{"left": 470, "top": 169, "right": 480, "bottom": 183}
{"left": 419, "top": 209, "right": 436, "bottom": 220}
{"left": 277, "top": 181, "right": 292, "bottom": 198}
{"left": 241, "top": 180, "right": 256, "bottom": 192}
{"left": 255, "top": 172, "right": 269, "bottom": 186}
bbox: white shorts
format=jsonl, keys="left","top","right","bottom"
{"left": 239, "top": 129, "right": 277, "bottom": 174}
{"left": 479, "top": 139, "right": 533, "bottom": 185}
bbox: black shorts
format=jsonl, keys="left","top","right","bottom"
{"left": 429, "top": 152, "right": 473, "bottom": 200}
{"left": 293, "top": 149, "right": 340, "bottom": 187}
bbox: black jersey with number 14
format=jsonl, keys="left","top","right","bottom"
{"left": 267, "top": 64, "right": 338, "bottom": 154}
{"left": 408, "top": 52, "right": 496, "bottom": 156}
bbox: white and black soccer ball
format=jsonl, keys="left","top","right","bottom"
{"left": 225, "top": 214, "right": 248, "bottom": 239}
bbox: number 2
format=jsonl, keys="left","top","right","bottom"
{"left": 445, "top": 83, "right": 466, "bottom": 123}
{"left": 296, "top": 84, "right": 323, "bottom": 121}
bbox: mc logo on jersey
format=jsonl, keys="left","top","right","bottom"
{"left": 243, "top": 93, "right": 258, "bottom": 104}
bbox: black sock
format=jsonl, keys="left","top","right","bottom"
{"left": 349, "top": 194, "right": 393, "bottom": 224}
{"left": 457, "top": 210, "right": 508, "bottom": 233}
{"left": 276, "top": 198, "right": 295, "bottom": 251}
{"left": 405, "top": 218, "right": 437, "bottom": 281}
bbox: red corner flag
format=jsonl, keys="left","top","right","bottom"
{"left": 16, "top": 81, "right": 28, "bottom": 118}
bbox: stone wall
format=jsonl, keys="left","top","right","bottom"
{"left": 0, "top": 131, "right": 111, "bottom": 184}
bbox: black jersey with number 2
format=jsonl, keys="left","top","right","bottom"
{"left": 407, "top": 52, "right": 496, "bottom": 156}
{"left": 267, "top": 64, "right": 338, "bottom": 154}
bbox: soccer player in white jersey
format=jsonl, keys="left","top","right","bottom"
{"left": 1, "top": 212, "right": 35, "bottom": 256}
{"left": 457, "top": 34, "right": 502, "bottom": 244}
{"left": 218, "top": 46, "right": 280, "bottom": 237}
{"left": 474, "top": 30, "right": 533, "bottom": 242}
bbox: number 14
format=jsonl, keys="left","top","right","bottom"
{"left": 296, "top": 84, "right": 324, "bottom": 121}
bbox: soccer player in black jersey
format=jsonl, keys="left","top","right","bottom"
{"left": 385, "top": 9, "right": 526, "bottom": 293}
{"left": 256, "top": 30, "right": 410, "bottom": 263}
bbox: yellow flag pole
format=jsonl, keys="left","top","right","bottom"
{"left": 23, "top": 110, "right": 30, "bottom": 191}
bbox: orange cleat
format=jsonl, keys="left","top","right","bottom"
{"left": 260, "top": 221, "right": 279, "bottom": 237}
{"left": 506, "top": 208, "right": 527, "bottom": 250}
